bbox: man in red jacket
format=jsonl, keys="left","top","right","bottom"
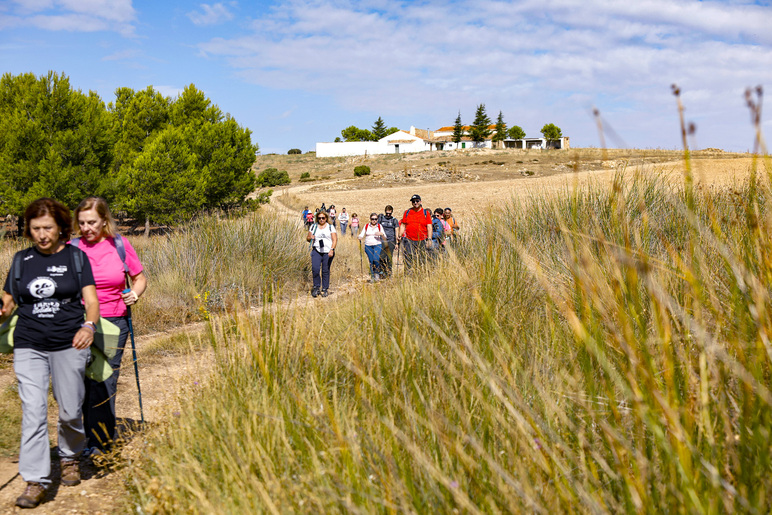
{"left": 398, "top": 194, "right": 433, "bottom": 271}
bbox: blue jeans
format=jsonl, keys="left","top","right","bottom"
{"left": 364, "top": 244, "right": 382, "bottom": 277}
{"left": 83, "top": 316, "right": 130, "bottom": 450}
{"left": 339, "top": 222, "right": 348, "bottom": 235}
{"left": 311, "top": 249, "right": 335, "bottom": 290}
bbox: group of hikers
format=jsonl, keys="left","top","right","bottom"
{"left": 0, "top": 197, "right": 146, "bottom": 509}
{"left": 303, "top": 194, "right": 459, "bottom": 297}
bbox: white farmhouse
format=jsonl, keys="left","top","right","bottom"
{"left": 316, "top": 125, "right": 569, "bottom": 157}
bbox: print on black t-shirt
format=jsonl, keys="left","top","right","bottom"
{"left": 3, "top": 246, "right": 95, "bottom": 352}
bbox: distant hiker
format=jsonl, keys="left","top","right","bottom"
{"left": 399, "top": 194, "right": 433, "bottom": 271}
{"left": 443, "top": 207, "right": 459, "bottom": 241}
{"left": 377, "top": 205, "right": 400, "bottom": 277}
{"left": 1, "top": 198, "right": 99, "bottom": 509}
{"left": 359, "top": 213, "right": 387, "bottom": 282}
{"left": 301, "top": 206, "right": 311, "bottom": 229}
{"left": 328, "top": 205, "right": 337, "bottom": 227}
{"left": 338, "top": 208, "right": 350, "bottom": 235}
{"left": 350, "top": 213, "right": 360, "bottom": 237}
{"left": 305, "top": 210, "right": 314, "bottom": 228}
{"left": 72, "top": 197, "right": 147, "bottom": 455}
{"left": 307, "top": 210, "right": 337, "bottom": 298}
{"left": 431, "top": 208, "right": 448, "bottom": 255}
{"left": 320, "top": 202, "right": 327, "bottom": 212}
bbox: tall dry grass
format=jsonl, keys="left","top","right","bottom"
{"left": 127, "top": 211, "right": 308, "bottom": 334}
{"left": 126, "top": 151, "right": 772, "bottom": 513}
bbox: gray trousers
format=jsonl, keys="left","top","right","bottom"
{"left": 14, "top": 346, "right": 90, "bottom": 485}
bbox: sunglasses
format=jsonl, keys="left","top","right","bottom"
{"left": 317, "top": 217, "right": 327, "bottom": 220}
{"left": 411, "top": 200, "right": 421, "bottom": 203}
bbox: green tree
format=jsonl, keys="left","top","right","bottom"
{"left": 170, "top": 84, "right": 222, "bottom": 127}
{"left": 386, "top": 127, "right": 400, "bottom": 137}
{"left": 256, "top": 168, "right": 290, "bottom": 187}
{"left": 492, "top": 111, "right": 507, "bottom": 142}
{"left": 0, "top": 71, "right": 113, "bottom": 218}
{"left": 452, "top": 112, "right": 464, "bottom": 144}
{"left": 186, "top": 116, "right": 257, "bottom": 210}
{"left": 468, "top": 104, "right": 492, "bottom": 144}
{"left": 372, "top": 117, "right": 388, "bottom": 140}
{"left": 110, "top": 86, "right": 170, "bottom": 172}
{"left": 508, "top": 125, "right": 526, "bottom": 140}
{"left": 541, "top": 123, "right": 562, "bottom": 140}
{"left": 341, "top": 125, "right": 375, "bottom": 142}
{"left": 122, "top": 126, "right": 205, "bottom": 231}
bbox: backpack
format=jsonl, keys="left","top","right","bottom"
{"left": 305, "top": 213, "right": 314, "bottom": 223}
{"left": 432, "top": 218, "right": 446, "bottom": 245}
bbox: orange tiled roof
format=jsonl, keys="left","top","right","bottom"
{"left": 435, "top": 125, "right": 496, "bottom": 132}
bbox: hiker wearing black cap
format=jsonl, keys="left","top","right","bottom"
{"left": 398, "top": 194, "right": 433, "bottom": 271}
{"left": 377, "top": 205, "right": 400, "bottom": 277}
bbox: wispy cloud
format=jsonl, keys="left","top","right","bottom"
{"left": 2, "top": 0, "right": 137, "bottom": 35}
{"left": 187, "top": 2, "right": 234, "bottom": 26}
{"left": 194, "top": 0, "right": 772, "bottom": 147}
{"left": 155, "top": 85, "right": 187, "bottom": 98}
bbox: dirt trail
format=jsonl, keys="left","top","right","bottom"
{"left": 0, "top": 194, "right": 366, "bottom": 513}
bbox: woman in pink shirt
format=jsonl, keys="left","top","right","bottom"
{"left": 72, "top": 197, "right": 147, "bottom": 454}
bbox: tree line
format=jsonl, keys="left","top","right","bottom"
{"left": 0, "top": 71, "right": 259, "bottom": 232}
{"left": 451, "top": 104, "right": 562, "bottom": 144}
{"left": 334, "top": 117, "right": 401, "bottom": 142}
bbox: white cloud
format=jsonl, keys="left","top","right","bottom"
{"left": 5, "top": 0, "right": 136, "bottom": 35}
{"left": 193, "top": 0, "right": 771, "bottom": 149}
{"left": 187, "top": 2, "right": 234, "bottom": 26}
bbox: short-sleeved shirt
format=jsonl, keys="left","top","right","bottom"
{"left": 311, "top": 223, "right": 336, "bottom": 253}
{"left": 73, "top": 236, "right": 144, "bottom": 317}
{"left": 3, "top": 245, "right": 95, "bottom": 351}
{"left": 400, "top": 208, "right": 432, "bottom": 241}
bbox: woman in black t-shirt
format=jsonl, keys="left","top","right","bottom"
{"left": 0, "top": 198, "right": 100, "bottom": 509}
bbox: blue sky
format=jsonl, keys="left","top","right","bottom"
{"left": 1, "top": 0, "right": 771, "bottom": 153}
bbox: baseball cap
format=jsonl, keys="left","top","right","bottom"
{"left": 410, "top": 194, "right": 421, "bottom": 201}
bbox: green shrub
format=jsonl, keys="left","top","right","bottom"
{"left": 287, "top": 148, "right": 301, "bottom": 155}
{"left": 256, "top": 168, "right": 291, "bottom": 187}
{"left": 300, "top": 172, "right": 310, "bottom": 179}
{"left": 354, "top": 165, "right": 371, "bottom": 177}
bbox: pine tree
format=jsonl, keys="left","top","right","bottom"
{"left": 372, "top": 117, "right": 388, "bottom": 140}
{"left": 0, "top": 71, "right": 113, "bottom": 218}
{"left": 469, "top": 104, "right": 492, "bottom": 144}
{"left": 493, "top": 111, "right": 507, "bottom": 142}
{"left": 452, "top": 112, "right": 464, "bottom": 144}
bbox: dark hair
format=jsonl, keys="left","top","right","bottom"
{"left": 434, "top": 208, "right": 444, "bottom": 215}
{"left": 385, "top": 205, "right": 393, "bottom": 212}
{"left": 24, "top": 198, "right": 72, "bottom": 240}
{"left": 73, "top": 196, "right": 118, "bottom": 237}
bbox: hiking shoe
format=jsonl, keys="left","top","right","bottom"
{"left": 16, "top": 482, "right": 46, "bottom": 508}
{"left": 311, "top": 287, "right": 319, "bottom": 298}
{"left": 60, "top": 458, "right": 81, "bottom": 486}
{"left": 321, "top": 289, "right": 328, "bottom": 297}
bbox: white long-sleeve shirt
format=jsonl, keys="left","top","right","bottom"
{"left": 359, "top": 223, "right": 386, "bottom": 246}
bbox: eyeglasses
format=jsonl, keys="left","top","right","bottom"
{"left": 411, "top": 200, "right": 421, "bottom": 204}
{"left": 370, "top": 218, "right": 378, "bottom": 221}
{"left": 317, "top": 217, "right": 327, "bottom": 220}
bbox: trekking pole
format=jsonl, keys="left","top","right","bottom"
{"left": 358, "top": 240, "right": 364, "bottom": 276}
{"left": 123, "top": 289, "right": 145, "bottom": 425}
